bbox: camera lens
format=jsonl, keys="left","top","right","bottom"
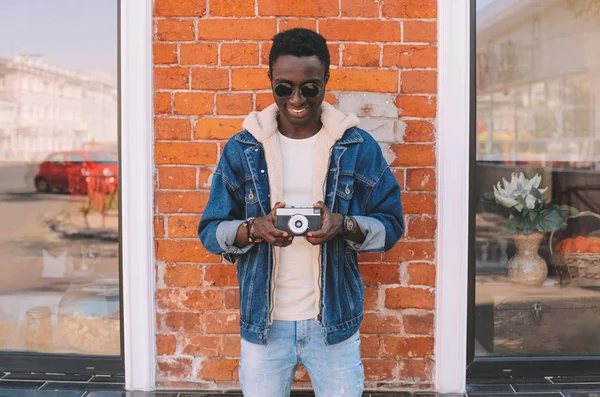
{"left": 288, "top": 214, "right": 309, "bottom": 235}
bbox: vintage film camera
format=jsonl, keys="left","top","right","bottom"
{"left": 275, "top": 207, "right": 321, "bottom": 236}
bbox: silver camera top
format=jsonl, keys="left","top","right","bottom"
{"left": 276, "top": 207, "right": 321, "bottom": 216}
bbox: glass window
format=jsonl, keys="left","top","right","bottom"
{"left": 474, "top": 0, "right": 600, "bottom": 358}
{"left": 0, "top": 1, "right": 120, "bottom": 360}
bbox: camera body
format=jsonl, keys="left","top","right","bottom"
{"left": 275, "top": 207, "right": 321, "bottom": 236}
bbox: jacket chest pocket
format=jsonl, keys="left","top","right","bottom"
{"left": 244, "top": 186, "right": 260, "bottom": 218}
{"left": 335, "top": 175, "right": 354, "bottom": 215}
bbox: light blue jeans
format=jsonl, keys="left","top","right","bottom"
{"left": 239, "top": 319, "right": 364, "bottom": 397}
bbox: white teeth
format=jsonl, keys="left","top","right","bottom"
{"left": 291, "top": 108, "right": 306, "bottom": 114}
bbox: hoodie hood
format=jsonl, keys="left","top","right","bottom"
{"left": 242, "top": 102, "right": 360, "bottom": 143}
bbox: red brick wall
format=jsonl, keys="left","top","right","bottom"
{"left": 153, "top": 0, "right": 437, "bottom": 390}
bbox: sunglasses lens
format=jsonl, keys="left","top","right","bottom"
{"left": 274, "top": 84, "right": 293, "bottom": 97}
{"left": 300, "top": 83, "right": 320, "bottom": 98}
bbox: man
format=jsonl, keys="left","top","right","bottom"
{"left": 199, "top": 28, "right": 404, "bottom": 397}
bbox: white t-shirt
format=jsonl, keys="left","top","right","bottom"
{"left": 272, "top": 130, "right": 321, "bottom": 321}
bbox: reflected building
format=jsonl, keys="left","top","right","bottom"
{"left": 0, "top": 55, "right": 117, "bottom": 162}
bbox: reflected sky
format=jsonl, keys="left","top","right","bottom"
{"left": 0, "top": 0, "right": 117, "bottom": 75}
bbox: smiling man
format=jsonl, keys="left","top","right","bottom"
{"left": 199, "top": 28, "right": 404, "bottom": 397}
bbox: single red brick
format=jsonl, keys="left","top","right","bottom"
{"left": 360, "top": 312, "right": 401, "bottom": 334}
{"left": 279, "top": 19, "right": 317, "bottom": 31}
{"left": 156, "top": 334, "right": 176, "bottom": 356}
{"left": 154, "top": 216, "right": 165, "bottom": 239}
{"left": 401, "top": 70, "right": 437, "bottom": 94}
{"left": 204, "top": 265, "right": 238, "bottom": 287}
{"left": 156, "top": 19, "right": 195, "bottom": 41}
{"left": 165, "top": 311, "right": 204, "bottom": 332}
{"left": 381, "top": 336, "right": 434, "bottom": 357}
{"left": 342, "top": 44, "right": 380, "bottom": 67}
{"left": 216, "top": 94, "right": 253, "bottom": 115}
{"left": 402, "top": 192, "right": 436, "bottom": 214}
{"left": 173, "top": 93, "right": 214, "bottom": 116}
{"left": 156, "top": 240, "right": 221, "bottom": 263}
{"left": 404, "top": 120, "right": 435, "bottom": 143}
{"left": 407, "top": 263, "right": 436, "bottom": 287}
{"left": 404, "top": 313, "right": 434, "bottom": 335}
{"left": 154, "top": 44, "right": 178, "bottom": 64}
{"left": 182, "top": 334, "right": 220, "bottom": 356}
{"left": 384, "top": 287, "right": 434, "bottom": 310}
{"left": 364, "top": 287, "right": 379, "bottom": 310}
{"left": 406, "top": 168, "right": 435, "bottom": 191}
{"left": 155, "top": 118, "right": 192, "bottom": 141}
{"left": 383, "top": 241, "right": 435, "bottom": 262}
{"left": 155, "top": 191, "right": 210, "bottom": 214}
{"left": 197, "top": 19, "right": 276, "bottom": 40}
{"left": 360, "top": 334, "right": 380, "bottom": 358}
{"left": 399, "top": 358, "right": 433, "bottom": 381}
{"left": 204, "top": 312, "right": 240, "bottom": 334}
{"left": 390, "top": 144, "right": 435, "bottom": 167}
{"left": 360, "top": 263, "right": 401, "bottom": 286}
{"left": 391, "top": 0, "right": 437, "bottom": 18}
{"left": 404, "top": 20, "right": 437, "bottom": 44}
{"left": 259, "top": 0, "right": 338, "bottom": 16}
{"left": 341, "top": 0, "right": 379, "bottom": 17}
{"left": 407, "top": 216, "right": 437, "bottom": 240}
{"left": 320, "top": 20, "right": 400, "bottom": 42}
{"left": 157, "top": 357, "right": 193, "bottom": 379}
{"left": 155, "top": 92, "right": 172, "bottom": 115}
{"left": 383, "top": 45, "right": 437, "bottom": 69}
{"left": 158, "top": 167, "right": 196, "bottom": 189}
{"left": 155, "top": 142, "right": 218, "bottom": 165}
{"left": 155, "top": 0, "right": 206, "bottom": 16}
{"left": 210, "top": 0, "right": 254, "bottom": 16}
{"left": 255, "top": 93, "right": 274, "bottom": 111}
{"left": 156, "top": 288, "right": 223, "bottom": 311}
{"left": 395, "top": 95, "right": 436, "bottom": 118}
{"left": 221, "top": 43, "right": 259, "bottom": 66}
{"left": 191, "top": 68, "right": 229, "bottom": 90}
{"left": 224, "top": 288, "right": 240, "bottom": 310}
{"left": 231, "top": 68, "right": 270, "bottom": 90}
{"left": 220, "top": 335, "right": 241, "bottom": 357}
{"left": 194, "top": 118, "right": 243, "bottom": 140}
{"left": 198, "top": 359, "right": 239, "bottom": 381}
{"left": 154, "top": 67, "right": 189, "bottom": 90}
{"left": 168, "top": 215, "right": 201, "bottom": 238}
{"left": 358, "top": 252, "right": 383, "bottom": 263}
{"left": 329, "top": 69, "right": 397, "bottom": 92}
{"left": 363, "top": 359, "right": 396, "bottom": 381}
{"left": 180, "top": 43, "right": 219, "bottom": 65}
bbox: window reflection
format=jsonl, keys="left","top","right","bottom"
{"left": 0, "top": 1, "right": 119, "bottom": 356}
{"left": 475, "top": 0, "right": 600, "bottom": 357}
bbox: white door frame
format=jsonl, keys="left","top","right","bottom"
{"left": 435, "top": 0, "right": 471, "bottom": 393}
{"left": 117, "top": 0, "right": 473, "bottom": 392}
{"left": 120, "top": 0, "right": 156, "bottom": 391}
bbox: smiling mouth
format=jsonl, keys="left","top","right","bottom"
{"left": 288, "top": 107, "right": 308, "bottom": 116}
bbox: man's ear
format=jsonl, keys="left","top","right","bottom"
{"left": 324, "top": 72, "right": 330, "bottom": 85}
{"left": 267, "top": 71, "right": 272, "bottom": 80}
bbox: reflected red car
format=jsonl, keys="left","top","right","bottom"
{"left": 34, "top": 151, "right": 118, "bottom": 194}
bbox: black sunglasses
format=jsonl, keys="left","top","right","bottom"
{"left": 273, "top": 82, "right": 321, "bottom": 98}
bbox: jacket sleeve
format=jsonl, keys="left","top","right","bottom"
{"left": 346, "top": 137, "right": 404, "bottom": 253}
{"left": 198, "top": 140, "right": 254, "bottom": 263}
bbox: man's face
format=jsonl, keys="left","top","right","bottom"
{"left": 270, "top": 55, "right": 328, "bottom": 127}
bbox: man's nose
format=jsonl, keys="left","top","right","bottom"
{"left": 289, "top": 88, "right": 303, "bottom": 105}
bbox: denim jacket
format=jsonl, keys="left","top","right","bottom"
{"left": 199, "top": 103, "right": 404, "bottom": 346}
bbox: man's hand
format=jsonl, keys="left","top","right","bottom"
{"left": 305, "top": 201, "right": 344, "bottom": 245}
{"left": 252, "top": 202, "right": 294, "bottom": 247}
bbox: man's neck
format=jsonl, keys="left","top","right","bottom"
{"left": 277, "top": 115, "right": 323, "bottom": 140}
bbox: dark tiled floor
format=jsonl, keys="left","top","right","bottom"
{"left": 3, "top": 372, "right": 600, "bottom": 396}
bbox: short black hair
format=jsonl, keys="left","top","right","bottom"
{"left": 269, "top": 28, "right": 330, "bottom": 77}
